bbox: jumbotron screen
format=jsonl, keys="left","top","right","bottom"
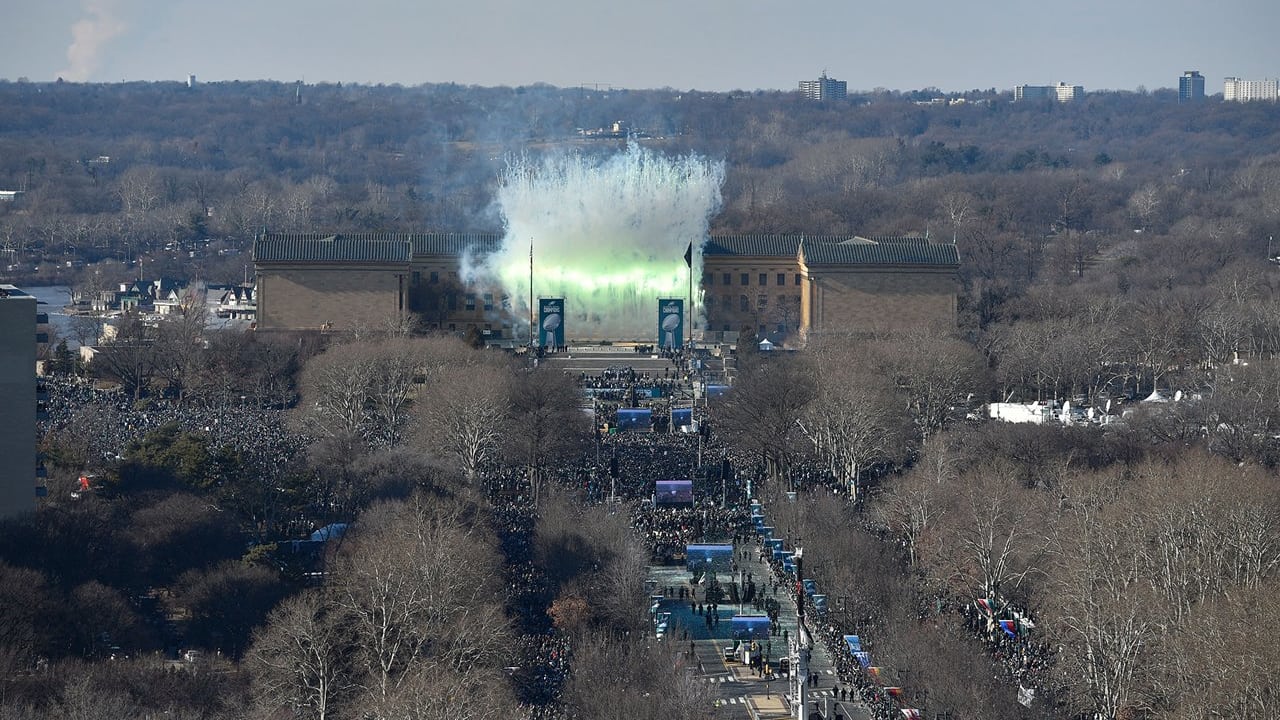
{"left": 731, "top": 615, "right": 772, "bottom": 640}
{"left": 655, "top": 479, "right": 694, "bottom": 505}
{"left": 685, "top": 543, "right": 734, "bottom": 573}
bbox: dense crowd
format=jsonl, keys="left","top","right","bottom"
{"left": 39, "top": 375, "right": 306, "bottom": 473}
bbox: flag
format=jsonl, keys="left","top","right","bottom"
{"left": 684, "top": 241, "right": 693, "bottom": 268}
{"left": 867, "top": 667, "right": 882, "bottom": 681}
{"left": 901, "top": 710, "right": 921, "bottom": 720}
{"left": 885, "top": 687, "right": 903, "bottom": 699}
{"left": 999, "top": 619, "right": 1018, "bottom": 638}
{"left": 976, "top": 598, "right": 997, "bottom": 615}
{"left": 854, "top": 651, "right": 870, "bottom": 668}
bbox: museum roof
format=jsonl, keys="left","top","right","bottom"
{"left": 800, "top": 240, "right": 960, "bottom": 267}
{"left": 254, "top": 232, "right": 501, "bottom": 263}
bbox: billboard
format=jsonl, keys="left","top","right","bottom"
{"left": 671, "top": 407, "right": 693, "bottom": 428}
{"left": 685, "top": 543, "right": 734, "bottom": 573}
{"left": 658, "top": 298, "right": 684, "bottom": 349}
{"left": 655, "top": 479, "right": 694, "bottom": 505}
{"left": 539, "top": 298, "right": 565, "bottom": 348}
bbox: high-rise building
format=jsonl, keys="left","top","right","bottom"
{"left": 1223, "top": 77, "right": 1279, "bottom": 102}
{"left": 1014, "top": 83, "right": 1084, "bottom": 102}
{"left": 1179, "top": 71, "right": 1205, "bottom": 102}
{"left": 0, "top": 285, "right": 38, "bottom": 519}
{"left": 1054, "top": 82, "right": 1085, "bottom": 102}
{"left": 799, "top": 73, "right": 847, "bottom": 101}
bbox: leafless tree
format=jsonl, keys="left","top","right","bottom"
{"left": 716, "top": 352, "right": 816, "bottom": 486}
{"left": 248, "top": 589, "right": 353, "bottom": 720}
{"left": 415, "top": 361, "right": 508, "bottom": 483}
{"left": 799, "top": 337, "right": 910, "bottom": 498}
{"left": 503, "top": 365, "right": 587, "bottom": 503}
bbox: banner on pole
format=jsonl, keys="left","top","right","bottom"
{"left": 658, "top": 298, "right": 684, "bottom": 349}
{"left": 539, "top": 298, "right": 565, "bottom": 348}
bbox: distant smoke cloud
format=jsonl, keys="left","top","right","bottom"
{"left": 475, "top": 145, "right": 724, "bottom": 341}
{"left": 59, "top": 0, "right": 127, "bottom": 81}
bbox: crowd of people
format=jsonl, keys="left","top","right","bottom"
{"left": 39, "top": 375, "right": 306, "bottom": 475}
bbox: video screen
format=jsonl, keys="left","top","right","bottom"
{"left": 730, "top": 615, "right": 772, "bottom": 640}
{"left": 655, "top": 479, "right": 694, "bottom": 505}
{"left": 616, "top": 408, "right": 652, "bottom": 430}
{"left": 685, "top": 543, "right": 734, "bottom": 573}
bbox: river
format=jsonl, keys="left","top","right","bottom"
{"left": 22, "top": 285, "right": 80, "bottom": 348}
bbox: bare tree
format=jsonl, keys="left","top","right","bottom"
{"left": 416, "top": 361, "right": 508, "bottom": 483}
{"left": 800, "top": 337, "right": 910, "bottom": 498}
{"left": 248, "top": 589, "right": 353, "bottom": 720}
{"left": 716, "top": 352, "right": 816, "bottom": 486}
{"left": 503, "top": 365, "right": 587, "bottom": 503}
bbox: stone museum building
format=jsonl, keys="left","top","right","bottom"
{"left": 253, "top": 231, "right": 959, "bottom": 344}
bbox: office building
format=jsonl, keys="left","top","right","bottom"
{"left": 1014, "top": 83, "right": 1084, "bottom": 102}
{"left": 1179, "top": 71, "right": 1205, "bottom": 102}
{"left": 1223, "top": 77, "right": 1279, "bottom": 102}
{"left": 0, "top": 285, "right": 39, "bottom": 519}
{"left": 799, "top": 73, "right": 847, "bottom": 101}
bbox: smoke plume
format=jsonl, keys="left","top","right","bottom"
{"left": 59, "top": 0, "right": 127, "bottom": 82}
{"left": 480, "top": 145, "right": 724, "bottom": 341}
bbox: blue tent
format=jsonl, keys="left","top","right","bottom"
{"left": 311, "top": 523, "right": 349, "bottom": 541}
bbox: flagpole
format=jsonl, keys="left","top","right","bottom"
{"left": 529, "top": 238, "right": 534, "bottom": 350}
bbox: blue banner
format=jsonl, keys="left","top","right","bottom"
{"left": 539, "top": 298, "right": 565, "bottom": 348}
{"left": 658, "top": 298, "right": 684, "bottom": 349}
{"left": 844, "top": 635, "right": 862, "bottom": 653}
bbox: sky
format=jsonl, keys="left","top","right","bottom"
{"left": 4, "top": 0, "right": 1280, "bottom": 93}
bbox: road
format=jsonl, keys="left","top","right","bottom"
{"left": 649, "top": 542, "right": 871, "bottom": 719}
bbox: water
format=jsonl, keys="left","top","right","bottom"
{"left": 21, "top": 285, "right": 79, "bottom": 348}
{"left": 471, "top": 145, "right": 724, "bottom": 341}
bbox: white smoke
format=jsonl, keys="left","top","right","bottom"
{"left": 59, "top": 0, "right": 127, "bottom": 82}
{"left": 481, "top": 145, "right": 724, "bottom": 341}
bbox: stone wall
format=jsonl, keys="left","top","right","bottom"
{"left": 257, "top": 266, "right": 404, "bottom": 331}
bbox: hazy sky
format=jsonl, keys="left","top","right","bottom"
{"left": 5, "top": 0, "right": 1280, "bottom": 92}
